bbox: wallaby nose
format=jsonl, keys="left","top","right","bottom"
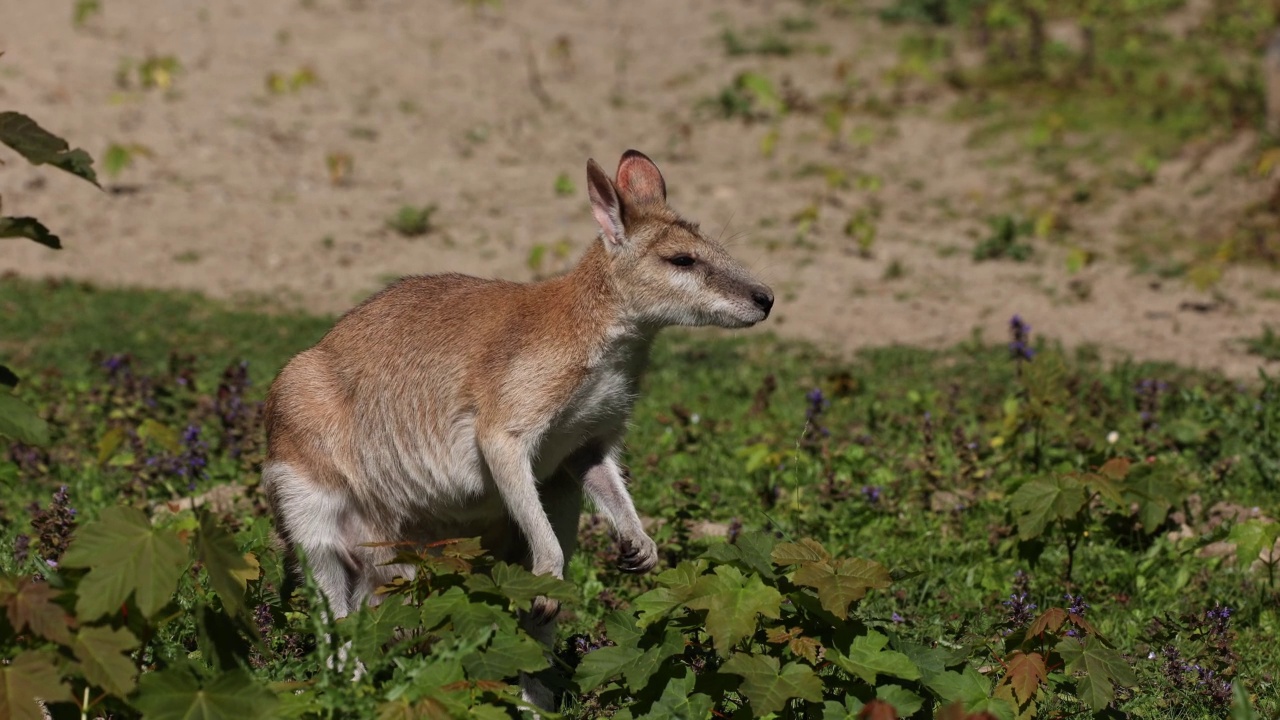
{"left": 752, "top": 288, "right": 775, "bottom": 316}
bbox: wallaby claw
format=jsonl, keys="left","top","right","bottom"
{"left": 617, "top": 535, "right": 659, "bottom": 574}
{"left": 530, "top": 595, "right": 561, "bottom": 625}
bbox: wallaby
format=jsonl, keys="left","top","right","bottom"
{"left": 261, "top": 149, "right": 773, "bottom": 707}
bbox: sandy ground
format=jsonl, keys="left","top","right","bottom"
{"left": 2, "top": 0, "right": 1278, "bottom": 378}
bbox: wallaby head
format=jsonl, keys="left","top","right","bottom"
{"left": 585, "top": 150, "right": 773, "bottom": 330}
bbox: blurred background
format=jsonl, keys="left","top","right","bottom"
{"left": 2, "top": 0, "right": 1280, "bottom": 376}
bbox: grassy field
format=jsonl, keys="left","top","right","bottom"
{"left": 1, "top": 278, "right": 1277, "bottom": 719}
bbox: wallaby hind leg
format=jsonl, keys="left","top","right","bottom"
{"left": 263, "top": 461, "right": 362, "bottom": 618}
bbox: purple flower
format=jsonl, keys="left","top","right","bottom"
{"left": 861, "top": 485, "right": 882, "bottom": 504}
{"left": 1009, "top": 315, "right": 1035, "bottom": 362}
{"left": 891, "top": 612, "right": 904, "bottom": 624}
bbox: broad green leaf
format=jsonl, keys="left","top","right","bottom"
{"left": 0, "top": 111, "right": 100, "bottom": 185}
{"left": 97, "top": 426, "right": 127, "bottom": 466}
{"left": 831, "top": 630, "right": 921, "bottom": 685}
{"left": 1124, "top": 468, "right": 1177, "bottom": 532}
{"left": 61, "top": 505, "right": 189, "bottom": 619}
{"left": 1009, "top": 475, "right": 1087, "bottom": 540}
{"left": 0, "top": 651, "right": 73, "bottom": 720}
{"left": 634, "top": 561, "right": 705, "bottom": 628}
{"left": 792, "top": 557, "right": 891, "bottom": 619}
{"left": 576, "top": 623, "right": 684, "bottom": 693}
{"left": 73, "top": 625, "right": 139, "bottom": 696}
{"left": 464, "top": 561, "right": 574, "bottom": 607}
{"left": 1057, "top": 636, "right": 1137, "bottom": 712}
{"left": 820, "top": 695, "right": 865, "bottom": 719}
{"left": 1229, "top": 520, "right": 1280, "bottom": 567}
{"left": 0, "top": 393, "right": 51, "bottom": 446}
{"left": 684, "top": 565, "right": 782, "bottom": 654}
{"left": 420, "top": 587, "right": 515, "bottom": 637}
{"left": 1232, "top": 680, "right": 1259, "bottom": 720}
{"left": 194, "top": 511, "right": 257, "bottom": 620}
{"left": 575, "top": 644, "right": 644, "bottom": 693}
{"left": 876, "top": 683, "right": 924, "bottom": 717}
{"left": 702, "top": 530, "right": 778, "bottom": 578}
{"left": 771, "top": 538, "right": 831, "bottom": 566}
{"left": 1, "top": 576, "right": 74, "bottom": 645}
{"left": 352, "top": 600, "right": 419, "bottom": 658}
{"left": 0, "top": 217, "right": 61, "bottom": 249}
{"left": 721, "top": 653, "right": 823, "bottom": 716}
{"left": 133, "top": 667, "right": 279, "bottom": 720}
{"left": 632, "top": 670, "right": 713, "bottom": 719}
{"left": 460, "top": 631, "right": 548, "bottom": 680}
{"left": 925, "top": 666, "right": 992, "bottom": 705}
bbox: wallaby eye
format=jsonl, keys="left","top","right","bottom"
{"left": 668, "top": 255, "right": 696, "bottom": 267}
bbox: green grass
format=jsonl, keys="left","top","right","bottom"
{"left": 2, "top": 279, "right": 1278, "bottom": 718}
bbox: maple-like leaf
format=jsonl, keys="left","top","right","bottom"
{"left": 831, "top": 630, "right": 921, "bottom": 685}
{"left": 631, "top": 670, "right": 714, "bottom": 720}
{"left": 61, "top": 505, "right": 189, "bottom": 619}
{"left": 195, "top": 510, "right": 257, "bottom": 620}
{"left": 721, "top": 652, "right": 823, "bottom": 715}
{"left": 0, "top": 576, "right": 74, "bottom": 645}
{"left": 1057, "top": 636, "right": 1137, "bottom": 712}
{"left": 73, "top": 626, "right": 140, "bottom": 696}
{"left": 771, "top": 538, "right": 831, "bottom": 566}
{"left": 792, "top": 557, "right": 891, "bottom": 619}
{"left": 684, "top": 565, "right": 782, "bottom": 654}
{"left": 460, "top": 631, "right": 548, "bottom": 681}
{"left": 0, "top": 651, "right": 73, "bottom": 720}
{"left": 634, "top": 561, "right": 706, "bottom": 628}
{"left": 133, "top": 667, "right": 279, "bottom": 720}
{"left": 998, "top": 651, "right": 1046, "bottom": 707}
{"left": 702, "top": 530, "right": 779, "bottom": 578}
{"left": 1026, "top": 607, "right": 1068, "bottom": 639}
{"left": 464, "top": 561, "right": 574, "bottom": 608}
{"left": 1009, "top": 475, "right": 1087, "bottom": 540}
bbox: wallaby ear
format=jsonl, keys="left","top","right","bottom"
{"left": 615, "top": 149, "right": 666, "bottom": 207}
{"left": 587, "top": 158, "right": 626, "bottom": 246}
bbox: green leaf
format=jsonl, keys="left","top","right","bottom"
{"left": 0, "top": 575, "right": 74, "bottom": 645}
{"left": 1123, "top": 464, "right": 1180, "bottom": 532}
{"left": 61, "top": 505, "right": 189, "bottom": 619}
{"left": 1228, "top": 520, "right": 1280, "bottom": 567}
{"left": 791, "top": 557, "right": 891, "bottom": 619}
{"left": 464, "top": 561, "right": 574, "bottom": 608}
{"left": 634, "top": 561, "right": 706, "bottom": 628}
{"left": 684, "top": 565, "right": 782, "bottom": 654}
{"left": 133, "top": 667, "right": 279, "bottom": 720}
{"left": 460, "top": 630, "right": 549, "bottom": 680}
{"left": 771, "top": 538, "right": 831, "bottom": 566}
{"left": 420, "top": 587, "right": 516, "bottom": 637}
{"left": 194, "top": 511, "right": 256, "bottom": 620}
{"left": 137, "top": 419, "right": 182, "bottom": 454}
{"left": 632, "top": 670, "right": 713, "bottom": 719}
{"left": 73, "top": 625, "right": 139, "bottom": 696}
{"left": 721, "top": 653, "right": 823, "bottom": 715}
{"left": 1232, "top": 680, "right": 1259, "bottom": 720}
{"left": 1009, "top": 475, "right": 1087, "bottom": 540}
{"left": 0, "top": 111, "right": 100, "bottom": 185}
{"left": 0, "top": 392, "right": 51, "bottom": 446}
{"left": 876, "top": 683, "right": 924, "bottom": 717}
{"left": 0, "top": 217, "right": 61, "bottom": 249}
{"left": 820, "top": 695, "right": 865, "bottom": 719}
{"left": 925, "top": 666, "right": 992, "bottom": 705}
{"left": 575, "top": 644, "right": 644, "bottom": 693}
{"left": 831, "top": 630, "right": 921, "bottom": 685}
{"left": 702, "top": 530, "right": 778, "bottom": 578}
{"left": 1057, "top": 636, "right": 1137, "bottom": 712}
{"left": 0, "top": 651, "right": 74, "bottom": 720}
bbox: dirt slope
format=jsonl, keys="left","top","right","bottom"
{"left": 2, "top": 0, "right": 1278, "bottom": 377}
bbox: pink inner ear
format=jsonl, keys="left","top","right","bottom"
{"left": 616, "top": 154, "right": 666, "bottom": 205}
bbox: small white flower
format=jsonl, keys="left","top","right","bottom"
{"left": 690, "top": 413, "right": 701, "bottom": 425}
{"left": 1106, "top": 431, "right": 1119, "bottom": 445}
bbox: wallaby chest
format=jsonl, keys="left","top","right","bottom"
{"left": 531, "top": 335, "right": 649, "bottom": 479}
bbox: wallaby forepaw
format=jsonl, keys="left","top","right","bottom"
{"left": 618, "top": 535, "right": 659, "bottom": 574}
{"left": 530, "top": 595, "right": 561, "bottom": 625}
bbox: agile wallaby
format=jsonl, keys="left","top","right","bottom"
{"left": 261, "top": 149, "right": 773, "bottom": 706}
